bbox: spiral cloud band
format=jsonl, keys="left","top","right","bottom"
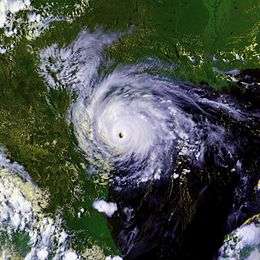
{"left": 40, "top": 30, "right": 255, "bottom": 187}
{"left": 40, "top": 30, "right": 260, "bottom": 259}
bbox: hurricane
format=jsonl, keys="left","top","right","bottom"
{"left": 40, "top": 30, "right": 260, "bottom": 259}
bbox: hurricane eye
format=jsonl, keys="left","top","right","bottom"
{"left": 118, "top": 132, "right": 124, "bottom": 139}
